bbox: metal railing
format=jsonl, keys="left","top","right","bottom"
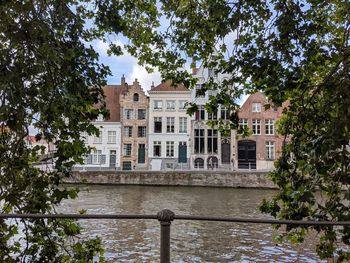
{"left": 1, "top": 210, "right": 350, "bottom": 263}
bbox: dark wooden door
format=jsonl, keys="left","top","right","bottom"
{"left": 238, "top": 140, "right": 256, "bottom": 169}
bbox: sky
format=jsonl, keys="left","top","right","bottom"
{"left": 91, "top": 40, "right": 162, "bottom": 92}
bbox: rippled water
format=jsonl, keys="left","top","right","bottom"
{"left": 59, "top": 185, "right": 323, "bottom": 262}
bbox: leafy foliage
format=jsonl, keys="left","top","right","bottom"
{"left": 91, "top": 0, "right": 350, "bottom": 261}
{"left": 1, "top": 0, "right": 349, "bottom": 261}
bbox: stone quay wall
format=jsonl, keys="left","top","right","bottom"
{"left": 65, "top": 171, "right": 277, "bottom": 189}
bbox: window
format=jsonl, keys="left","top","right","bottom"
{"left": 93, "top": 131, "right": 102, "bottom": 143}
{"left": 138, "top": 126, "right": 146, "bottom": 137}
{"left": 265, "top": 119, "right": 275, "bottom": 135}
{"left": 252, "top": 103, "right": 261, "bottom": 112}
{"left": 195, "top": 84, "right": 205, "bottom": 97}
{"left": 154, "top": 100, "right": 163, "bottom": 110}
{"left": 194, "top": 129, "right": 205, "bottom": 153}
{"left": 166, "top": 141, "right": 174, "bottom": 157}
{"left": 207, "top": 129, "right": 218, "bottom": 154}
{"left": 208, "top": 68, "right": 216, "bottom": 78}
{"left": 208, "top": 111, "right": 217, "bottom": 120}
{"left": 179, "top": 117, "right": 187, "bottom": 133}
{"left": 107, "top": 131, "right": 116, "bottom": 143}
{"left": 138, "top": 109, "right": 146, "bottom": 120}
{"left": 154, "top": 117, "right": 162, "bottom": 133}
{"left": 133, "top": 93, "right": 139, "bottom": 102}
{"left": 195, "top": 105, "right": 205, "bottom": 120}
{"left": 123, "top": 144, "right": 132, "bottom": 156}
{"left": 124, "top": 126, "right": 133, "bottom": 137}
{"left": 239, "top": 119, "right": 248, "bottom": 133}
{"left": 153, "top": 141, "right": 161, "bottom": 157}
{"left": 179, "top": 100, "right": 187, "bottom": 110}
{"left": 166, "top": 117, "right": 175, "bottom": 133}
{"left": 92, "top": 150, "right": 102, "bottom": 164}
{"left": 252, "top": 119, "right": 261, "bottom": 135}
{"left": 221, "top": 107, "right": 230, "bottom": 120}
{"left": 266, "top": 141, "right": 275, "bottom": 159}
{"left": 166, "top": 100, "right": 175, "bottom": 110}
{"left": 194, "top": 158, "right": 204, "bottom": 168}
{"left": 124, "top": 109, "right": 134, "bottom": 120}
{"left": 179, "top": 141, "right": 187, "bottom": 146}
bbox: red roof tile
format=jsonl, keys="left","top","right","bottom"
{"left": 151, "top": 80, "right": 189, "bottom": 92}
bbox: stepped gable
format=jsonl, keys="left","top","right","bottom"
{"left": 151, "top": 80, "right": 189, "bottom": 92}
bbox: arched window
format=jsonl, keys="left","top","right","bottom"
{"left": 194, "top": 158, "right": 204, "bottom": 168}
{"left": 133, "top": 93, "right": 139, "bottom": 102}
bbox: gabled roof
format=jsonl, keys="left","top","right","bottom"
{"left": 102, "top": 84, "right": 127, "bottom": 122}
{"left": 150, "top": 80, "right": 189, "bottom": 92}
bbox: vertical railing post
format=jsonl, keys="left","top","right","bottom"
{"left": 157, "top": 209, "right": 175, "bottom": 263}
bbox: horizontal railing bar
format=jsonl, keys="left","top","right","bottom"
{"left": 0, "top": 214, "right": 157, "bottom": 220}
{"left": 174, "top": 215, "right": 350, "bottom": 225}
{"left": 0, "top": 213, "right": 349, "bottom": 226}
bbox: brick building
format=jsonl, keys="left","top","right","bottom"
{"left": 120, "top": 79, "right": 149, "bottom": 170}
{"left": 236, "top": 92, "right": 286, "bottom": 170}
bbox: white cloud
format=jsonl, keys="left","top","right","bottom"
{"left": 127, "top": 64, "right": 162, "bottom": 93}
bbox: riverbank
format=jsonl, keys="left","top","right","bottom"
{"left": 64, "top": 170, "right": 277, "bottom": 189}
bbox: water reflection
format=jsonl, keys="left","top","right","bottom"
{"left": 59, "top": 185, "right": 323, "bottom": 262}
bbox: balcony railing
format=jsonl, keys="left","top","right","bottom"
{"left": 1, "top": 210, "right": 349, "bottom": 263}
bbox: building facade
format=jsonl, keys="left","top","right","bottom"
{"left": 75, "top": 80, "right": 126, "bottom": 170}
{"left": 190, "top": 62, "right": 236, "bottom": 170}
{"left": 148, "top": 81, "right": 191, "bottom": 170}
{"left": 120, "top": 79, "right": 149, "bottom": 170}
{"left": 237, "top": 92, "right": 286, "bottom": 170}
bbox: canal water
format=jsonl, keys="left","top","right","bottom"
{"left": 59, "top": 185, "right": 323, "bottom": 262}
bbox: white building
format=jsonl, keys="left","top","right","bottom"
{"left": 190, "top": 60, "right": 236, "bottom": 170}
{"left": 148, "top": 81, "right": 191, "bottom": 170}
{"left": 75, "top": 83, "right": 126, "bottom": 170}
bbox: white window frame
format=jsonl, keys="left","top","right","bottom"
{"left": 179, "top": 100, "right": 187, "bottom": 110}
{"left": 179, "top": 117, "right": 187, "bottom": 133}
{"left": 252, "top": 103, "right": 261, "bottom": 112}
{"left": 107, "top": 131, "right": 116, "bottom": 144}
{"left": 166, "top": 117, "right": 175, "bottom": 133}
{"left": 265, "top": 119, "right": 275, "bottom": 135}
{"left": 124, "top": 109, "right": 134, "bottom": 120}
{"left": 124, "top": 126, "right": 133, "bottom": 137}
{"left": 123, "top": 144, "right": 132, "bottom": 156}
{"left": 252, "top": 119, "right": 261, "bottom": 135}
{"left": 166, "top": 141, "right": 174, "bottom": 157}
{"left": 93, "top": 131, "right": 102, "bottom": 144}
{"left": 266, "top": 141, "right": 275, "bottom": 159}
{"left": 154, "top": 100, "right": 163, "bottom": 110}
{"left": 153, "top": 141, "right": 161, "bottom": 157}
{"left": 92, "top": 150, "right": 102, "bottom": 164}
{"left": 166, "top": 100, "right": 175, "bottom": 110}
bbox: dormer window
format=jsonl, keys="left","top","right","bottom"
{"left": 133, "top": 93, "right": 139, "bottom": 102}
{"left": 252, "top": 103, "right": 261, "bottom": 112}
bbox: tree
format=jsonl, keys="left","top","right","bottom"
{"left": 1, "top": 0, "right": 349, "bottom": 261}
{"left": 92, "top": 0, "right": 349, "bottom": 261}
{"left": 0, "top": 1, "right": 109, "bottom": 261}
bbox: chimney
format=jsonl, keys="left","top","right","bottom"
{"left": 151, "top": 81, "right": 155, "bottom": 90}
{"left": 191, "top": 57, "right": 197, "bottom": 75}
{"left": 121, "top": 74, "right": 125, "bottom": 86}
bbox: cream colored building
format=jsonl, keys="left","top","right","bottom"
{"left": 148, "top": 81, "right": 191, "bottom": 170}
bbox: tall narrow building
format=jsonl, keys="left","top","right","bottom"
{"left": 190, "top": 61, "right": 236, "bottom": 170}
{"left": 148, "top": 80, "right": 191, "bottom": 170}
{"left": 120, "top": 79, "right": 149, "bottom": 170}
